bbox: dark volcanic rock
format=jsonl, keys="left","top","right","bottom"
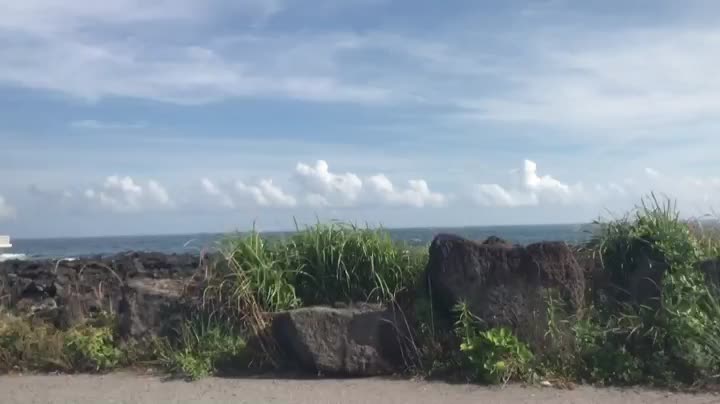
{"left": 118, "top": 278, "right": 189, "bottom": 339}
{"left": 482, "top": 236, "right": 514, "bottom": 247}
{"left": 0, "top": 252, "right": 203, "bottom": 328}
{"left": 425, "top": 234, "right": 585, "bottom": 350}
{"left": 699, "top": 258, "right": 720, "bottom": 291}
{"left": 271, "top": 305, "right": 407, "bottom": 376}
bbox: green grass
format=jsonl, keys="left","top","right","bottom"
{"left": 154, "top": 315, "right": 249, "bottom": 380}
{"left": 286, "top": 222, "right": 426, "bottom": 305}
{"left": 202, "top": 222, "right": 425, "bottom": 315}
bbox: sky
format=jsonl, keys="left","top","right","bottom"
{"left": 2, "top": 0, "right": 720, "bottom": 238}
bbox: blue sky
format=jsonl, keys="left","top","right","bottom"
{"left": 2, "top": 0, "right": 720, "bottom": 238}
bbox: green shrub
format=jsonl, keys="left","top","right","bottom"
{"left": 586, "top": 194, "right": 720, "bottom": 384}
{"left": 155, "top": 316, "right": 249, "bottom": 380}
{"left": 454, "top": 302, "right": 533, "bottom": 384}
{"left": 572, "top": 313, "right": 644, "bottom": 384}
{"left": 64, "top": 326, "right": 122, "bottom": 372}
{"left": 0, "top": 310, "right": 70, "bottom": 372}
{"left": 0, "top": 309, "right": 122, "bottom": 373}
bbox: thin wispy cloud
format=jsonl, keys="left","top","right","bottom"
{"left": 70, "top": 120, "right": 147, "bottom": 130}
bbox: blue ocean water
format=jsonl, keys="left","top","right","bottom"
{"left": 3, "top": 224, "right": 595, "bottom": 261}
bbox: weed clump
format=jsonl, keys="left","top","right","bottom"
{"left": 287, "top": 222, "right": 426, "bottom": 305}
{"left": 65, "top": 325, "right": 122, "bottom": 371}
{"left": 154, "top": 315, "right": 249, "bottom": 380}
{"left": 454, "top": 302, "right": 533, "bottom": 384}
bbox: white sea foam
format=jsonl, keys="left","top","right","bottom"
{"left": 0, "top": 253, "right": 27, "bottom": 262}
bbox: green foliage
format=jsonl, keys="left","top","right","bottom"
{"left": 0, "top": 309, "right": 122, "bottom": 373}
{"left": 154, "top": 315, "right": 249, "bottom": 380}
{"left": 583, "top": 194, "right": 720, "bottom": 384}
{"left": 572, "top": 313, "right": 644, "bottom": 384}
{"left": 64, "top": 325, "right": 122, "bottom": 371}
{"left": 287, "top": 222, "right": 426, "bottom": 305}
{"left": 454, "top": 302, "right": 533, "bottom": 384}
{"left": 205, "top": 223, "right": 424, "bottom": 316}
{"left": 213, "top": 230, "right": 301, "bottom": 314}
{"left": 0, "top": 310, "right": 70, "bottom": 372}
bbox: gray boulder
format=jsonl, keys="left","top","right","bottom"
{"left": 271, "top": 305, "right": 407, "bottom": 376}
{"left": 117, "top": 278, "right": 188, "bottom": 340}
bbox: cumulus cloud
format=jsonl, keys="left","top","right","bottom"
{"left": 236, "top": 179, "right": 297, "bottom": 207}
{"left": 294, "top": 160, "right": 446, "bottom": 208}
{"left": 0, "top": 196, "right": 16, "bottom": 219}
{"left": 201, "top": 177, "right": 296, "bottom": 208}
{"left": 85, "top": 176, "right": 173, "bottom": 212}
{"left": 201, "top": 178, "right": 235, "bottom": 208}
{"left": 473, "top": 184, "right": 531, "bottom": 207}
{"left": 147, "top": 180, "right": 171, "bottom": 206}
{"left": 473, "top": 160, "right": 582, "bottom": 207}
{"left": 295, "top": 160, "right": 363, "bottom": 206}
{"left": 366, "top": 174, "right": 446, "bottom": 208}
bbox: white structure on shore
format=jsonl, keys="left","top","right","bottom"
{"left": 0, "top": 235, "right": 11, "bottom": 249}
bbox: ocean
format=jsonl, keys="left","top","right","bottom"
{"left": 1, "top": 224, "right": 595, "bottom": 261}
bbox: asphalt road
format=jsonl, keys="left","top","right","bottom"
{"left": 1, "top": 373, "right": 718, "bottom": 404}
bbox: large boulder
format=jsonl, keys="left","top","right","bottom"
{"left": 425, "top": 234, "right": 585, "bottom": 350}
{"left": 271, "top": 305, "right": 407, "bottom": 376}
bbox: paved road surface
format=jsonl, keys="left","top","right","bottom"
{"left": 1, "top": 373, "right": 718, "bottom": 404}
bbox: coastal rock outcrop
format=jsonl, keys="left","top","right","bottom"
{"left": 0, "top": 252, "right": 202, "bottom": 330}
{"left": 425, "top": 234, "right": 585, "bottom": 350}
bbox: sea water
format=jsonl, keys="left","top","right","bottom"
{"left": 2, "top": 223, "right": 595, "bottom": 261}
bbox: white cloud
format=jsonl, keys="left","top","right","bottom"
{"left": 645, "top": 168, "right": 660, "bottom": 178}
{"left": 85, "top": 175, "right": 173, "bottom": 212}
{"left": 0, "top": 196, "right": 16, "bottom": 219}
{"left": 366, "top": 174, "right": 446, "bottom": 207}
{"left": 522, "top": 160, "right": 571, "bottom": 199}
{"left": 236, "top": 179, "right": 297, "bottom": 207}
{"left": 294, "top": 160, "right": 446, "bottom": 208}
{"left": 201, "top": 178, "right": 235, "bottom": 208}
{"left": 473, "top": 160, "right": 583, "bottom": 207}
{"left": 201, "top": 177, "right": 296, "bottom": 208}
{"left": 295, "top": 160, "right": 363, "bottom": 206}
{"left": 473, "top": 184, "right": 533, "bottom": 208}
{"left": 147, "top": 180, "right": 172, "bottom": 206}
